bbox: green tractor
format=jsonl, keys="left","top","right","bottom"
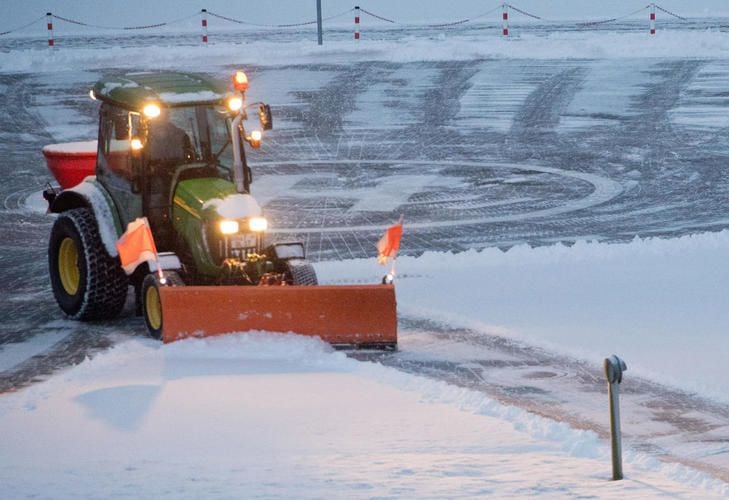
{"left": 43, "top": 70, "right": 397, "bottom": 347}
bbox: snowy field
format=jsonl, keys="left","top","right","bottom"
{"left": 1, "top": 17, "right": 729, "bottom": 497}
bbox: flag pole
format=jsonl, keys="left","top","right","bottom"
{"left": 144, "top": 217, "right": 165, "bottom": 283}
{"left": 156, "top": 257, "right": 165, "bottom": 283}
{"left": 392, "top": 215, "right": 403, "bottom": 280}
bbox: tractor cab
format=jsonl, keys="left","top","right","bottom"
{"left": 91, "top": 72, "right": 268, "bottom": 251}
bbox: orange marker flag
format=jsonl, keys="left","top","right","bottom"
{"left": 376, "top": 216, "right": 403, "bottom": 266}
{"left": 116, "top": 217, "right": 159, "bottom": 275}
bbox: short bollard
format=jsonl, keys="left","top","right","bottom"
{"left": 604, "top": 355, "right": 627, "bottom": 480}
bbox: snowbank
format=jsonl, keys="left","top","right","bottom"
{"left": 317, "top": 230, "right": 729, "bottom": 404}
{"left": 1, "top": 333, "right": 726, "bottom": 498}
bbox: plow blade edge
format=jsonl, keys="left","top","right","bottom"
{"left": 159, "top": 284, "right": 397, "bottom": 347}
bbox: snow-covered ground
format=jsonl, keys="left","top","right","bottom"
{"left": 6, "top": 29, "right": 729, "bottom": 74}
{"left": 2, "top": 233, "right": 729, "bottom": 497}
{"left": 2, "top": 18, "right": 729, "bottom": 498}
{"left": 1, "top": 330, "right": 726, "bottom": 498}
{"left": 321, "top": 231, "right": 729, "bottom": 405}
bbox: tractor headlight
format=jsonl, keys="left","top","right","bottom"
{"left": 249, "top": 217, "right": 267, "bottom": 232}
{"left": 143, "top": 103, "right": 161, "bottom": 119}
{"left": 227, "top": 96, "right": 243, "bottom": 112}
{"left": 247, "top": 129, "right": 262, "bottom": 149}
{"left": 219, "top": 220, "right": 240, "bottom": 235}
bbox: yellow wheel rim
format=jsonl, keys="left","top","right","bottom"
{"left": 145, "top": 284, "right": 162, "bottom": 331}
{"left": 58, "top": 237, "right": 80, "bottom": 295}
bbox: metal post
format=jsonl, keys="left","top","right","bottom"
{"left": 604, "top": 355, "right": 627, "bottom": 480}
{"left": 47, "top": 12, "right": 54, "bottom": 48}
{"left": 316, "top": 0, "right": 323, "bottom": 45}
{"left": 502, "top": 4, "right": 509, "bottom": 37}
{"left": 354, "top": 6, "right": 361, "bottom": 40}
{"left": 201, "top": 9, "right": 209, "bottom": 44}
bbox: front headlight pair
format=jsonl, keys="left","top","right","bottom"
{"left": 219, "top": 217, "right": 267, "bottom": 235}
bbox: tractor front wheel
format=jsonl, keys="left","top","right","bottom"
{"left": 48, "top": 208, "right": 127, "bottom": 320}
{"left": 141, "top": 271, "right": 184, "bottom": 340}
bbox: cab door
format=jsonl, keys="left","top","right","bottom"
{"left": 96, "top": 103, "right": 142, "bottom": 228}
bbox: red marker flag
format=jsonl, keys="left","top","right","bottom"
{"left": 116, "top": 217, "right": 158, "bottom": 275}
{"left": 376, "top": 217, "right": 403, "bottom": 265}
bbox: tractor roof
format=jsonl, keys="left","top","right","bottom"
{"left": 91, "top": 72, "right": 230, "bottom": 110}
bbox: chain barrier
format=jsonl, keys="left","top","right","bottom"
{"left": 206, "top": 8, "right": 354, "bottom": 28}
{"left": 276, "top": 8, "right": 357, "bottom": 28}
{"left": 0, "top": 14, "right": 45, "bottom": 36}
{"left": 506, "top": 4, "right": 543, "bottom": 21}
{"left": 428, "top": 5, "right": 503, "bottom": 28}
{"left": 358, "top": 8, "right": 396, "bottom": 24}
{"left": 576, "top": 5, "right": 651, "bottom": 28}
{"left": 0, "top": 3, "right": 693, "bottom": 40}
{"left": 576, "top": 18, "right": 619, "bottom": 27}
{"left": 50, "top": 12, "right": 198, "bottom": 31}
{"left": 429, "top": 18, "right": 472, "bottom": 28}
{"left": 122, "top": 22, "right": 172, "bottom": 31}
{"left": 206, "top": 10, "right": 265, "bottom": 27}
{"left": 653, "top": 4, "right": 687, "bottom": 21}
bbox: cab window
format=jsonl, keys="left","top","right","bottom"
{"left": 99, "top": 104, "right": 138, "bottom": 180}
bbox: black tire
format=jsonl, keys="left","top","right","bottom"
{"left": 48, "top": 208, "right": 128, "bottom": 321}
{"left": 285, "top": 259, "right": 318, "bottom": 286}
{"left": 141, "top": 271, "right": 184, "bottom": 340}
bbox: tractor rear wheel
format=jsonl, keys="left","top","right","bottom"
{"left": 48, "top": 208, "right": 128, "bottom": 320}
{"left": 141, "top": 271, "right": 184, "bottom": 340}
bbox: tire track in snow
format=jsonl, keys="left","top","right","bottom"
{"left": 260, "top": 160, "right": 623, "bottom": 234}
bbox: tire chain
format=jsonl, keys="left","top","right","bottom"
{"left": 287, "top": 259, "right": 318, "bottom": 286}
{"left": 64, "top": 208, "right": 128, "bottom": 320}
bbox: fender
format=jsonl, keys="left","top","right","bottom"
{"left": 50, "top": 178, "right": 124, "bottom": 257}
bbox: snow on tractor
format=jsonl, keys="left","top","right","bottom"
{"left": 43, "top": 71, "right": 397, "bottom": 348}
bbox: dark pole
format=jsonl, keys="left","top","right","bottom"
{"left": 316, "top": 0, "right": 323, "bottom": 45}
{"left": 604, "top": 355, "right": 627, "bottom": 480}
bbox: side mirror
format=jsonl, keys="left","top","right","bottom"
{"left": 258, "top": 104, "right": 272, "bottom": 131}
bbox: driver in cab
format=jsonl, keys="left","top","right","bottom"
{"left": 148, "top": 109, "right": 194, "bottom": 163}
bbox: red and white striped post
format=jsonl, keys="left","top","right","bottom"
{"left": 46, "top": 12, "right": 54, "bottom": 48}
{"left": 201, "top": 9, "right": 209, "bottom": 44}
{"left": 354, "top": 6, "right": 361, "bottom": 40}
{"left": 649, "top": 4, "right": 656, "bottom": 35}
{"left": 502, "top": 3, "right": 509, "bottom": 37}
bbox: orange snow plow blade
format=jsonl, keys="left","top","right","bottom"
{"left": 158, "top": 284, "right": 397, "bottom": 347}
